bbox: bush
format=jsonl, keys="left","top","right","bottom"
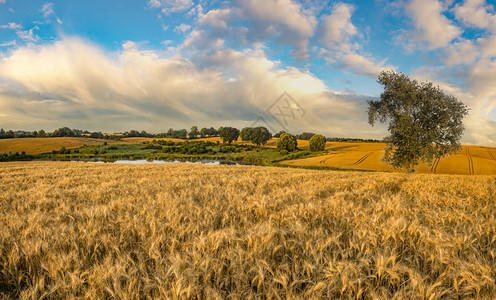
{"left": 276, "top": 133, "right": 297, "bottom": 152}
{"left": 0, "top": 151, "right": 33, "bottom": 161}
{"left": 279, "top": 150, "right": 289, "bottom": 155}
{"left": 309, "top": 134, "right": 326, "bottom": 151}
{"left": 53, "top": 147, "right": 70, "bottom": 155}
{"left": 286, "top": 151, "right": 309, "bottom": 160}
{"left": 142, "top": 144, "right": 163, "bottom": 150}
{"left": 219, "top": 145, "right": 235, "bottom": 153}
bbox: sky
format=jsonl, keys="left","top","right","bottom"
{"left": 0, "top": 0, "right": 496, "bottom": 145}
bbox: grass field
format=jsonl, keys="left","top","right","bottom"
{"left": 1, "top": 161, "right": 495, "bottom": 298}
{"left": 0, "top": 137, "right": 124, "bottom": 155}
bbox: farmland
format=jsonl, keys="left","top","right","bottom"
{"left": 0, "top": 161, "right": 495, "bottom": 298}
{"left": 1, "top": 137, "right": 496, "bottom": 174}
{"left": 0, "top": 137, "right": 124, "bottom": 155}
{"left": 283, "top": 142, "right": 496, "bottom": 175}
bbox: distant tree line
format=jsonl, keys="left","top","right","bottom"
{"left": 0, "top": 126, "right": 384, "bottom": 144}
{"left": 0, "top": 127, "right": 121, "bottom": 140}
{"left": 326, "top": 137, "right": 383, "bottom": 143}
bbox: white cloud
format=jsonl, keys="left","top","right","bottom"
{"left": 198, "top": 8, "right": 232, "bottom": 29}
{"left": 465, "top": 59, "right": 496, "bottom": 100}
{"left": 0, "top": 22, "right": 40, "bottom": 43}
{"left": 443, "top": 39, "right": 479, "bottom": 65}
{"left": 0, "top": 0, "right": 6, "bottom": 3}
{"left": 185, "top": 0, "right": 317, "bottom": 59}
{"left": 0, "top": 22, "right": 22, "bottom": 30}
{"left": 403, "top": 0, "right": 462, "bottom": 50}
{"left": 150, "top": 0, "right": 194, "bottom": 14}
{"left": 477, "top": 35, "right": 496, "bottom": 57}
{"left": 174, "top": 23, "right": 192, "bottom": 33}
{"left": 239, "top": 0, "right": 317, "bottom": 58}
{"left": 334, "top": 52, "right": 397, "bottom": 78}
{"left": 0, "top": 40, "right": 16, "bottom": 47}
{"left": 240, "top": 0, "right": 316, "bottom": 38}
{"left": 319, "top": 2, "right": 396, "bottom": 78}
{"left": 42, "top": 3, "right": 54, "bottom": 17}
{"left": 148, "top": 0, "right": 161, "bottom": 8}
{"left": 0, "top": 37, "right": 380, "bottom": 138}
{"left": 321, "top": 3, "right": 358, "bottom": 50}
{"left": 42, "top": 2, "right": 62, "bottom": 24}
{"left": 188, "top": 4, "right": 203, "bottom": 16}
{"left": 188, "top": 0, "right": 390, "bottom": 74}
{"left": 16, "top": 27, "right": 40, "bottom": 43}
{"left": 453, "top": 0, "right": 496, "bottom": 32}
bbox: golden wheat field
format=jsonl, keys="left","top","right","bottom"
{"left": 285, "top": 143, "right": 496, "bottom": 175}
{"left": 1, "top": 161, "right": 495, "bottom": 299}
{"left": 0, "top": 137, "right": 124, "bottom": 155}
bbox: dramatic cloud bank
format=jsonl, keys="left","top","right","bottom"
{"left": 0, "top": 37, "right": 382, "bottom": 138}
{"left": 1, "top": 0, "right": 496, "bottom": 145}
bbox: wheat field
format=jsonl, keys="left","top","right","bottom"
{"left": 0, "top": 161, "right": 495, "bottom": 299}
{"left": 0, "top": 138, "right": 124, "bottom": 155}
{"left": 286, "top": 143, "right": 496, "bottom": 175}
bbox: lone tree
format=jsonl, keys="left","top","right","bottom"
{"left": 219, "top": 127, "right": 240, "bottom": 144}
{"left": 368, "top": 71, "right": 469, "bottom": 172}
{"left": 309, "top": 134, "right": 326, "bottom": 151}
{"left": 277, "top": 133, "right": 298, "bottom": 152}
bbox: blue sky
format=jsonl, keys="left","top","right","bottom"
{"left": 1, "top": 0, "right": 496, "bottom": 145}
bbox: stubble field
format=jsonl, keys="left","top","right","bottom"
{"left": 0, "top": 161, "right": 495, "bottom": 299}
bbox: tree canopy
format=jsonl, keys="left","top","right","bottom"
{"left": 368, "top": 71, "right": 469, "bottom": 172}
{"left": 309, "top": 134, "right": 326, "bottom": 151}
{"left": 189, "top": 126, "right": 199, "bottom": 139}
{"left": 276, "top": 133, "right": 298, "bottom": 152}
{"left": 219, "top": 127, "right": 240, "bottom": 144}
{"left": 240, "top": 127, "right": 272, "bottom": 146}
{"left": 296, "top": 132, "right": 315, "bottom": 140}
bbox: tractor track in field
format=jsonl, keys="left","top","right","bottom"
{"left": 466, "top": 147, "right": 474, "bottom": 175}
{"left": 351, "top": 152, "right": 374, "bottom": 166}
{"left": 488, "top": 148, "right": 496, "bottom": 161}
{"left": 430, "top": 157, "right": 440, "bottom": 174}
{"left": 319, "top": 156, "right": 333, "bottom": 164}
